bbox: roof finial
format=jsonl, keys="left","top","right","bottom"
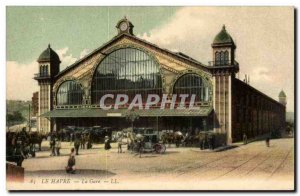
{"left": 48, "top": 43, "right": 51, "bottom": 48}
{"left": 124, "top": 15, "right": 127, "bottom": 20}
{"left": 222, "top": 24, "right": 226, "bottom": 30}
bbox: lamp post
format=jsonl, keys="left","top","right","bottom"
{"left": 28, "top": 103, "right": 31, "bottom": 132}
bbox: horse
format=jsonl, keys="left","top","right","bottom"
{"left": 126, "top": 131, "right": 144, "bottom": 157}
{"left": 132, "top": 134, "right": 144, "bottom": 157}
{"left": 173, "top": 131, "right": 184, "bottom": 147}
{"left": 127, "top": 131, "right": 135, "bottom": 152}
{"left": 161, "top": 130, "right": 172, "bottom": 146}
{"left": 28, "top": 132, "right": 46, "bottom": 151}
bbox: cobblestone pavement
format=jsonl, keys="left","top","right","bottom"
{"left": 8, "top": 137, "right": 294, "bottom": 190}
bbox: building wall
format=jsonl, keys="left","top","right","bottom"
{"left": 231, "top": 78, "right": 285, "bottom": 142}
{"left": 38, "top": 82, "right": 51, "bottom": 133}
{"left": 43, "top": 35, "right": 285, "bottom": 143}
{"left": 213, "top": 72, "right": 232, "bottom": 145}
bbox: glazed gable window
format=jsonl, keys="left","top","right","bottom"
{"left": 173, "top": 73, "right": 210, "bottom": 103}
{"left": 56, "top": 80, "right": 83, "bottom": 105}
{"left": 91, "top": 48, "right": 162, "bottom": 105}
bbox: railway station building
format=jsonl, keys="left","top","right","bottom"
{"left": 34, "top": 17, "right": 286, "bottom": 145}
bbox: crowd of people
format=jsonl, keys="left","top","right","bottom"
{"left": 65, "top": 134, "right": 112, "bottom": 174}
{"left": 49, "top": 131, "right": 94, "bottom": 156}
{"left": 16, "top": 127, "right": 278, "bottom": 174}
{"left": 50, "top": 136, "right": 61, "bottom": 156}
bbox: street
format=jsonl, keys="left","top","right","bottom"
{"left": 8, "top": 137, "right": 294, "bottom": 190}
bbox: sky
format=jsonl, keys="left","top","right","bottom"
{"left": 6, "top": 7, "right": 294, "bottom": 112}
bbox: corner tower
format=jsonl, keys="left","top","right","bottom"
{"left": 34, "top": 44, "right": 61, "bottom": 133}
{"left": 278, "top": 90, "right": 287, "bottom": 129}
{"left": 279, "top": 90, "right": 287, "bottom": 106}
{"left": 210, "top": 25, "right": 239, "bottom": 145}
{"left": 211, "top": 25, "right": 236, "bottom": 66}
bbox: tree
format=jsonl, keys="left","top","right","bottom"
{"left": 6, "top": 111, "right": 25, "bottom": 126}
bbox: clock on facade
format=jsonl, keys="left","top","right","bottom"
{"left": 120, "top": 22, "right": 128, "bottom": 31}
{"left": 116, "top": 17, "right": 134, "bottom": 35}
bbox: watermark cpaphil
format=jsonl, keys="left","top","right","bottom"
{"left": 99, "top": 94, "right": 202, "bottom": 110}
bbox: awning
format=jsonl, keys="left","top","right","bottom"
{"left": 40, "top": 107, "right": 212, "bottom": 118}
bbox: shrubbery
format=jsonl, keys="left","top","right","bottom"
{"left": 6, "top": 111, "right": 25, "bottom": 126}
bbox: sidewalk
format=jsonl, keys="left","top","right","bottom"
{"left": 191, "top": 133, "right": 273, "bottom": 153}
{"left": 188, "top": 129, "right": 290, "bottom": 153}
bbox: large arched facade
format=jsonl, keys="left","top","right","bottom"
{"left": 56, "top": 80, "right": 84, "bottom": 105}
{"left": 91, "top": 47, "right": 163, "bottom": 105}
{"left": 37, "top": 19, "right": 286, "bottom": 147}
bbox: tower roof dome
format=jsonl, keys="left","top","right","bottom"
{"left": 279, "top": 90, "right": 286, "bottom": 97}
{"left": 37, "top": 44, "right": 61, "bottom": 63}
{"left": 213, "top": 25, "right": 235, "bottom": 46}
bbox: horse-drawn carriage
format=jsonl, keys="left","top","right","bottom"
{"left": 6, "top": 126, "right": 46, "bottom": 166}
{"left": 127, "top": 128, "right": 166, "bottom": 156}
{"left": 161, "top": 130, "right": 184, "bottom": 147}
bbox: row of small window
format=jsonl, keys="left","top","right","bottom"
{"left": 40, "top": 65, "right": 49, "bottom": 76}
{"left": 215, "top": 51, "right": 229, "bottom": 66}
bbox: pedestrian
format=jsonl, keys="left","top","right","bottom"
{"left": 50, "top": 135, "right": 56, "bottom": 156}
{"left": 80, "top": 134, "right": 85, "bottom": 149}
{"left": 70, "top": 133, "right": 73, "bottom": 146}
{"left": 207, "top": 133, "right": 215, "bottom": 150}
{"left": 207, "top": 134, "right": 212, "bottom": 150}
{"left": 211, "top": 134, "right": 215, "bottom": 150}
{"left": 199, "top": 133, "right": 205, "bottom": 150}
{"left": 266, "top": 137, "right": 270, "bottom": 147}
{"left": 104, "top": 136, "right": 111, "bottom": 150}
{"left": 60, "top": 131, "right": 63, "bottom": 142}
{"left": 65, "top": 148, "right": 76, "bottom": 174}
{"left": 117, "top": 134, "right": 123, "bottom": 153}
{"left": 85, "top": 134, "right": 89, "bottom": 149}
{"left": 243, "top": 133, "right": 248, "bottom": 145}
{"left": 55, "top": 137, "right": 61, "bottom": 156}
{"left": 203, "top": 133, "right": 208, "bottom": 149}
{"left": 87, "top": 133, "right": 92, "bottom": 149}
{"left": 74, "top": 136, "right": 80, "bottom": 155}
{"left": 136, "top": 136, "right": 144, "bottom": 158}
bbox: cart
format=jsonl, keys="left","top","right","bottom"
{"left": 130, "top": 128, "right": 166, "bottom": 154}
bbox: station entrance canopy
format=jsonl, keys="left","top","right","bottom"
{"left": 40, "top": 108, "right": 213, "bottom": 118}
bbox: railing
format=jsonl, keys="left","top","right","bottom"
{"left": 54, "top": 101, "right": 211, "bottom": 109}
{"left": 34, "top": 73, "right": 51, "bottom": 78}
{"left": 208, "top": 60, "right": 231, "bottom": 66}
{"left": 208, "top": 60, "right": 239, "bottom": 67}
